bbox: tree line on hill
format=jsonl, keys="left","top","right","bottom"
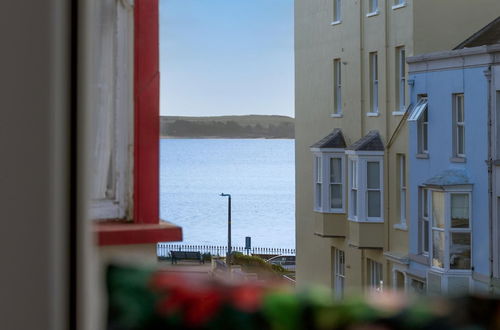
{"left": 160, "top": 118, "right": 294, "bottom": 139}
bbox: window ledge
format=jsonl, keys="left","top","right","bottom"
{"left": 330, "top": 113, "right": 343, "bottom": 118}
{"left": 348, "top": 218, "right": 384, "bottom": 224}
{"left": 393, "top": 223, "right": 408, "bottom": 231}
{"left": 95, "top": 219, "right": 182, "bottom": 246}
{"left": 450, "top": 156, "right": 466, "bottom": 163}
{"left": 367, "top": 112, "right": 380, "bottom": 117}
{"left": 392, "top": 3, "right": 406, "bottom": 10}
{"left": 331, "top": 20, "right": 342, "bottom": 26}
{"left": 366, "top": 11, "right": 379, "bottom": 17}
{"left": 416, "top": 153, "right": 429, "bottom": 159}
{"left": 392, "top": 111, "right": 406, "bottom": 116}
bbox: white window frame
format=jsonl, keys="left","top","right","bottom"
{"left": 429, "top": 188, "right": 472, "bottom": 273}
{"left": 347, "top": 151, "right": 384, "bottom": 222}
{"left": 90, "top": 0, "right": 134, "bottom": 220}
{"left": 367, "top": 0, "right": 379, "bottom": 16}
{"left": 408, "top": 96, "right": 429, "bottom": 155}
{"left": 333, "top": 59, "right": 342, "bottom": 116}
{"left": 395, "top": 154, "right": 407, "bottom": 229}
{"left": 420, "top": 187, "right": 430, "bottom": 256}
{"left": 312, "top": 150, "right": 346, "bottom": 213}
{"left": 332, "top": 0, "right": 342, "bottom": 24}
{"left": 453, "top": 93, "right": 465, "bottom": 158}
{"left": 367, "top": 259, "right": 383, "bottom": 292}
{"left": 369, "top": 52, "right": 379, "bottom": 114}
{"left": 396, "top": 47, "right": 406, "bottom": 112}
{"left": 333, "top": 248, "right": 345, "bottom": 299}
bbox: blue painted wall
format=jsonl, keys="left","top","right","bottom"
{"left": 408, "top": 65, "right": 490, "bottom": 276}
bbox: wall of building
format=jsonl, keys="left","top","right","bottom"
{"left": 408, "top": 61, "right": 490, "bottom": 280}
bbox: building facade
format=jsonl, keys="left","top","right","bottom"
{"left": 406, "top": 22, "right": 500, "bottom": 294}
{"left": 295, "top": 0, "right": 500, "bottom": 295}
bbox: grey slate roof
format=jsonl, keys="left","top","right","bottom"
{"left": 423, "top": 169, "right": 470, "bottom": 186}
{"left": 310, "top": 128, "right": 346, "bottom": 149}
{"left": 454, "top": 16, "right": 500, "bottom": 49}
{"left": 346, "top": 130, "right": 384, "bottom": 151}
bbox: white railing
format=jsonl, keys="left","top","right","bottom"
{"left": 157, "top": 243, "right": 295, "bottom": 258}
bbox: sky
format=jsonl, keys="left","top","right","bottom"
{"left": 159, "top": 0, "right": 294, "bottom": 117}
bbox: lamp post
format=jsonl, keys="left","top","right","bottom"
{"left": 220, "top": 193, "right": 232, "bottom": 264}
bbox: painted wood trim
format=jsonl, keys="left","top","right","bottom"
{"left": 95, "top": 220, "right": 182, "bottom": 246}
{"left": 134, "top": 0, "right": 159, "bottom": 224}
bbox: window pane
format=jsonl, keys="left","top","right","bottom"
{"left": 450, "top": 232, "right": 471, "bottom": 270}
{"left": 316, "top": 157, "right": 322, "bottom": 182}
{"left": 451, "top": 194, "right": 469, "bottom": 228}
{"left": 316, "top": 183, "right": 322, "bottom": 208}
{"left": 330, "top": 184, "right": 342, "bottom": 209}
{"left": 457, "top": 125, "right": 465, "bottom": 155}
{"left": 351, "top": 160, "right": 357, "bottom": 188}
{"left": 457, "top": 95, "right": 464, "bottom": 122}
{"left": 367, "top": 162, "right": 380, "bottom": 189}
{"left": 423, "top": 220, "right": 429, "bottom": 253}
{"left": 423, "top": 122, "right": 428, "bottom": 152}
{"left": 423, "top": 189, "right": 429, "bottom": 218}
{"left": 368, "top": 191, "right": 381, "bottom": 217}
{"left": 432, "top": 230, "right": 445, "bottom": 268}
{"left": 432, "top": 191, "right": 445, "bottom": 229}
{"left": 351, "top": 190, "right": 357, "bottom": 216}
{"left": 330, "top": 158, "right": 342, "bottom": 183}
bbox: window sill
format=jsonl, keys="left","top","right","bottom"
{"left": 314, "top": 209, "right": 346, "bottom": 215}
{"left": 95, "top": 219, "right": 183, "bottom": 246}
{"left": 393, "top": 223, "right": 408, "bottom": 231}
{"left": 450, "top": 156, "right": 466, "bottom": 163}
{"left": 416, "top": 153, "right": 429, "bottom": 159}
{"left": 392, "top": 3, "right": 406, "bottom": 10}
{"left": 348, "top": 218, "right": 384, "bottom": 224}
{"left": 366, "top": 11, "right": 379, "bottom": 17}
{"left": 330, "top": 113, "right": 343, "bottom": 118}
{"left": 331, "top": 20, "right": 342, "bottom": 26}
{"left": 367, "top": 112, "right": 380, "bottom": 117}
{"left": 392, "top": 111, "right": 405, "bottom": 116}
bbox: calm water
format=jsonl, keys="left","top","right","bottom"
{"left": 160, "top": 139, "right": 295, "bottom": 249}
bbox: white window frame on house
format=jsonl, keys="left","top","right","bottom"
{"left": 367, "top": 0, "right": 379, "bottom": 16}
{"left": 347, "top": 152, "right": 384, "bottom": 222}
{"left": 332, "top": 0, "right": 342, "bottom": 24}
{"left": 369, "top": 52, "right": 379, "bottom": 114}
{"left": 453, "top": 93, "right": 466, "bottom": 158}
{"left": 394, "top": 154, "right": 407, "bottom": 229}
{"left": 420, "top": 187, "right": 430, "bottom": 256}
{"left": 392, "top": 0, "right": 406, "bottom": 10}
{"left": 332, "top": 59, "right": 342, "bottom": 116}
{"left": 333, "top": 248, "right": 345, "bottom": 299}
{"left": 396, "top": 47, "right": 406, "bottom": 112}
{"left": 367, "top": 259, "right": 383, "bottom": 292}
{"left": 429, "top": 187, "right": 472, "bottom": 273}
{"left": 313, "top": 150, "right": 346, "bottom": 213}
{"left": 408, "top": 96, "right": 428, "bottom": 156}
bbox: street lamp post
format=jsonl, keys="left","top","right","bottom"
{"left": 220, "top": 193, "right": 232, "bottom": 264}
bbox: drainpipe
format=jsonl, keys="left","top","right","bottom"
{"left": 484, "top": 65, "right": 493, "bottom": 292}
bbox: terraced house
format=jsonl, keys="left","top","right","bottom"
{"left": 295, "top": 0, "right": 500, "bottom": 295}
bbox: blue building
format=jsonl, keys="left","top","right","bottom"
{"left": 406, "top": 18, "right": 500, "bottom": 294}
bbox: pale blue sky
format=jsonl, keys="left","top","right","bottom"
{"left": 159, "top": 0, "right": 294, "bottom": 117}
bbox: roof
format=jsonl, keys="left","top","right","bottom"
{"left": 310, "top": 128, "right": 347, "bottom": 149}
{"left": 346, "top": 130, "right": 384, "bottom": 151}
{"left": 423, "top": 169, "right": 470, "bottom": 187}
{"left": 454, "top": 16, "right": 500, "bottom": 49}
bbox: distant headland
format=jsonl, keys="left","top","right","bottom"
{"left": 160, "top": 115, "right": 295, "bottom": 139}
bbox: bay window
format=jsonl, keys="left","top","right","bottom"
{"left": 313, "top": 153, "right": 345, "bottom": 213}
{"left": 428, "top": 189, "right": 472, "bottom": 271}
{"left": 347, "top": 154, "right": 384, "bottom": 222}
{"left": 420, "top": 188, "right": 430, "bottom": 255}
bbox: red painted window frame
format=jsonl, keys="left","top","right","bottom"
{"left": 96, "top": 0, "right": 182, "bottom": 246}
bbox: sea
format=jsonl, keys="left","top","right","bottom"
{"left": 160, "top": 139, "right": 295, "bottom": 249}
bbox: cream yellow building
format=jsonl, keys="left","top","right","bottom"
{"left": 295, "top": 0, "right": 500, "bottom": 295}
